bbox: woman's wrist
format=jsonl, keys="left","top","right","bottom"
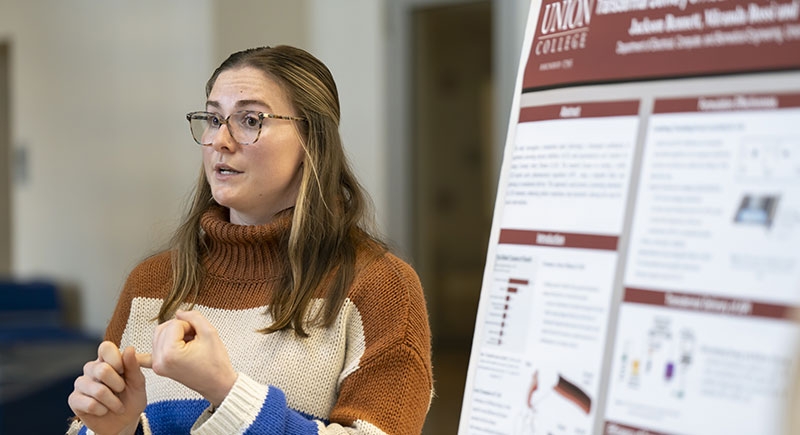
{"left": 120, "top": 420, "right": 141, "bottom": 435}
{"left": 207, "top": 371, "right": 239, "bottom": 408}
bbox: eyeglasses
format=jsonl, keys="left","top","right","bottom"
{"left": 186, "top": 110, "right": 306, "bottom": 146}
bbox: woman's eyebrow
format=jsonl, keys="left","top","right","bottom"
{"left": 235, "top": 99, "right": 271, "bottom": 110}
{"left": 204, "top": 99, "right": 272, "bottom": 111}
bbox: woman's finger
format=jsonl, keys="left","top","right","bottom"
{"left": 87, "top": 360, "right": 126, "bottom": 394}
{"left": 175, "top": 310, "right": 214, "bottom": 336}
{"left": 73, "top": 375, "right": 125, "bottom": 414}
{"left": 155, "top": 318, "right": 195, "bottom": 344}
{"left": 122, "top": 347, "right": 145, "bottom": 384}
{"left": 136, "top": 352, "right": 152, "bottom": 369}
{"left": 68, "top": 390, "right": 111, "bottom": 417}
{"left": 97, "top": 341, "right": 124, "bottom": 374}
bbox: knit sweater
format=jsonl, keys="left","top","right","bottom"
{"left": 68, "top": 206, "right": 433, "bottom": 435}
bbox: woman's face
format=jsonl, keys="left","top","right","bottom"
{"left": 203, "top": 66, "right": 305, "bottom": 225}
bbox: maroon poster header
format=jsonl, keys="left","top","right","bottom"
{"left": 499, "top": 229, "right": 619, "bottom": 251}
{"left": 520, "top": 100, "right": 640, "bottom": 122}
{"left": 523, "top": 0, "right": 800, "bottom": 90}
{"left": 653, "top": 92, "right": 800, "bottom": 113}
{"left": 624, "top": 287, "right": 795, "bottom": 320}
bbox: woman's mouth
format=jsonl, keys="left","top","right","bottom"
{"left": 214, "top": 163, "right": 243, "bottom": 175}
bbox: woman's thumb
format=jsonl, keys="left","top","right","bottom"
{"left": 122, "top": 346, "right": 147, "bottom": 389}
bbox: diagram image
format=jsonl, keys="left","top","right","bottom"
{"left": 617, "top": 316, "right": 696, "bottom": 399}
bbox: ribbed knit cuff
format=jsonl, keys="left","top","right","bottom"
{"left": 67, "top": 418, "right": 84, "bottom": 435}
{"left": 68, "top": 413, "right": 148, "bottom": 435}
{"left": 191, "top": 373, "right": 269, "bottom": 435}
{"left": 138, "top": 413, "right": 151, "bottom": 435}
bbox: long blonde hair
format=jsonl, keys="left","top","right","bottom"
{"left": 157, "top": 46, "right": 384, "bottom": 336}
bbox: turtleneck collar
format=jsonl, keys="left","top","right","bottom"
{"left": 199, "top": 205, "right": 292, "bottom": 281}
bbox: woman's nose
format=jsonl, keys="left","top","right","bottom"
{"left": 210, "top": 124, "right": 238, "bottom": 152}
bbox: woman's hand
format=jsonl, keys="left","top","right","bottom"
{"left": 68, "top": 341, "right": 147, "bottom": 435}
{"left": 138, "top": 310, "right": 238, "bottom": 407}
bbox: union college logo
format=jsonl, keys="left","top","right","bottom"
{"left": 534, "top": 0, "right": 596, "bottom": 55}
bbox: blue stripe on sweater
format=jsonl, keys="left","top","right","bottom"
{"left": 244, "top": 385, "right": 322, "bottom": 434}
{"left": 146, "top": 399, "right": 209, "bottom": 433}
{"left": 78, "top": 390, "right": 329, "bottom": 434}
{"left": 75, "top": 400, "right": 207, "bottom": 434}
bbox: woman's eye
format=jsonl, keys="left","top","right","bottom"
{"left": 242, "top": 114, "right": 260, "bottom": 128}
{"left": 209, "top": 115, "right": 222, "bottom": 128}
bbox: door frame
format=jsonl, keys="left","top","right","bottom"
{"left": 384, "top": 0, "right": 530, "bottom": 339}
{"left": 0, "top": 41, "right": 11, "bottom": 275}
{"left": 385, "top": 0, "right": 530, "bottom": 258}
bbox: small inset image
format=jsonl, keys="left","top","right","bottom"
{"left": 733, "top": 194, "right": 779, "bottom": 228}
{"left": 553, "top": 374, "right": 592, "bottom": 414}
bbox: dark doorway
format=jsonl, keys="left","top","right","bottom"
{"left": 412, "top": 2, "right": 493, "bottom": 432}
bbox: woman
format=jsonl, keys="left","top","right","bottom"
{"left": 67, "top": 46, "right": 433, "bottom": 435}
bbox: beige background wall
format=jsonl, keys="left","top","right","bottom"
{"left": 0, "top": 0, "right": 528, "bottom": 338}
{"left": 0, "top": 1, "right": 213, "bottom": 334}
{"left": 0, "top": 1, "right": 315, "bottom": 334}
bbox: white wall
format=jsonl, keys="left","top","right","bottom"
{"left": 1, "top": 1, "right": 213, "bottom": 334}
{"left": 308, "top": 0, "right": 389, "bottom": 235}
{"left": 0, "top": 0, "right": 319, "bottom": 335}
{"left": 494, "top": 0, "right": 532, "bottom": 184}
{"left": 1, "top": 0, "right": 528, "bottom": 335}
{"left": 212, "top": 0, "right": 310, "bottom": 64}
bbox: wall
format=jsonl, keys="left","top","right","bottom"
{"left": 0, "top": 0, "right": 528, "bottom": 335}
{"left": 0, "top": 43, "right": 9, "bottom": 275}
{"left": 0, "top": 0, "right": 340, "bottom": 335}
{"left": 0, "top": 1, "right": 214, "bottom": 334}
{"left": 212, "top": 0, "right": 310, "bottom": 64}
{"left": 0, "top": 0, "right": 365, "bottom": 335}
{"left": 308, "top": 0, "right": 389, "bottom": 235}
{"left": 494, "top": 0, "right": 532, "bottom": 186}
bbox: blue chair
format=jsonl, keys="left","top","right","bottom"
{"left": 0, "top": 280, "right": 99, "bottom": 434}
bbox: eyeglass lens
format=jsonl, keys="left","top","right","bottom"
{"left": 189, "top": 112, "right": 261, "bottom": 145}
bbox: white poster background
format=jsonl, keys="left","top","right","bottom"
{"left": 458, "top": 2, "right": 800, "bottom": 435}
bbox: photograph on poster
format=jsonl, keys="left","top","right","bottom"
{"left": 733, "top": 194, "right": 779, "bottom": 228}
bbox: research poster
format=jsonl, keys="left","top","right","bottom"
{"left": 459, "top": 0, "right": 800, "bottom": 434}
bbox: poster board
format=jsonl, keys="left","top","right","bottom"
{"left": 458, "top": 0, "right": 800, "bottom": 434}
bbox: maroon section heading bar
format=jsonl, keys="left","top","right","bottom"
{"left": 499, "top": 229, "right": 619, "bottom": 251}
{"left": 653, "top": 93, "right": 800, "bottom": 114}
{"left": 624, "top": 287, "right": 794, "bottom": 320}
{"left": 519, "top": 100, "right": 640, "bottom": 122}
